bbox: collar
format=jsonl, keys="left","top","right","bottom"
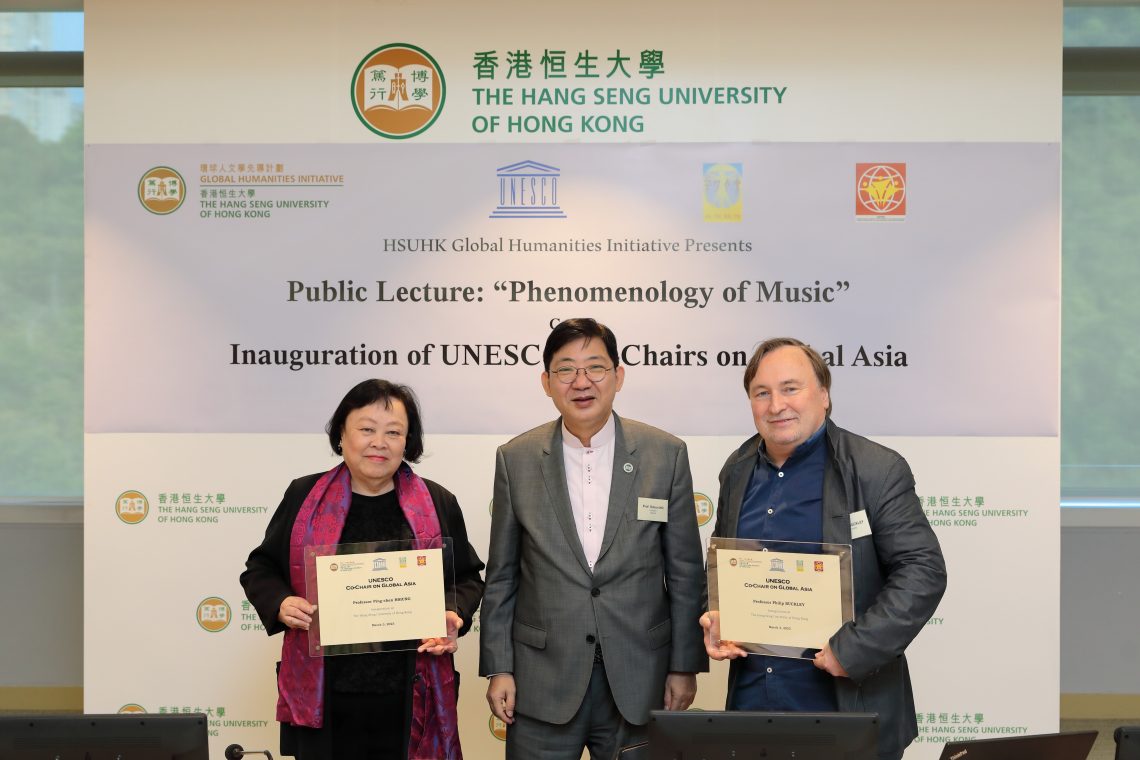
{"left": 562, "top": 413, "right": 616, "bottom": 450}
{"left": 758, "top": 421, "right": 827, "bottom": 468}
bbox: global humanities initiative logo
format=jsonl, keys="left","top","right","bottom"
{"left": 138, "top": 167, "right": 186, "bottom": 215}
{"left": 855, "top": 162, "right": 907, "bottom": 219}
{"left": 115, "top": 490, "right": 149, "bottom": 525}
{"left": 197, "top": 597, "right": 232, "bottom": 633}
{"left": 351, "top": 44, "right": 446, "bottom": 139}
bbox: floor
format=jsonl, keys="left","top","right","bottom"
{"left": 1061, "top": 719, "right": 1136, "bottom": 760}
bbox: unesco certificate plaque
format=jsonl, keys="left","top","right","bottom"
{"left": 707, "top": 538, "right": 854, "bottom": 659}
{"left": 305, "top": 538, "right": 454, "bottom": 656}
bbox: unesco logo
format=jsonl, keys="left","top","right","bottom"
{"left": 489, "top": 161, "right": 566, "bottom": 219}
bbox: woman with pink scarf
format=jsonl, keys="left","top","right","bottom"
{"left": 241, "top": 379, "right": 485, "bottom": 759}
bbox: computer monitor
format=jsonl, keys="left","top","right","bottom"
{"left": 647, "top": 710, "right": 878, "bottom": 760}
{"left": 0, "top": 713, "right": 209, "bottom": 760}
{"left": 1117, "top": 727, "right": 1140, "bottom": 760}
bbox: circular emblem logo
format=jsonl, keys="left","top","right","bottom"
{"left": 351, "top": 44, "right": 445, "bottom": 139}
{"left": 856, "top": 163, "right": 906, "bottom": 215}
{"left": 694, "top": 492, "right": 715, "bottom": 528}
{"left": 729, "top": 558, "right": 738, "bottom": 567}
{"left": 196, "top": 596, "right": 232, "bottom": 632}
{"left": 118, "top": 704, "right": 146, "bottom": 714}
{"left": 488, "top": 714, "right": 508, "bottom": 741}
{"left": 138, "top": 167, "right": 186, "bottom": 215}
{"left": 329, "top": 563, "right": 339, "bottom": 572}
{"left": 115, "top": 490, "right": 149, "bottom": 525}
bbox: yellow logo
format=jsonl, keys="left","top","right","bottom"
{"left": 489, "top": 714, "right": 508, "bottom": 741}
{"left": 351, "top": 44, "right": 445, "bottom": 139}
{"left": 118, "top": 704, "right": 146, "bottom": 714}
{"left": 703, "top": 163, "right": 742, "bottom": 222}
{"left": 115, "top": 490, "right": 149, "bottom": 525}
{"left": 197, "top": 597, "right": 231, "bottom": 632}
{"left": 694, "top": 492, "right": 715, "bottom": 527}
{"left": 138, "top": 167, "right": 186, "bottom": 215}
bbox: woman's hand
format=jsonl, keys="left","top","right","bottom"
{"left": 278, "top": 596, "right": 316, "bottom": 630}
{"left": 418, "top": 611, "right": 462, "bottom": 655}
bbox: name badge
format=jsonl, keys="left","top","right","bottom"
{"left": 850, "top": 510, "right": 872, "bottom": 539}
{"left": 637, "top": 497, "right": 668, "bottom": 522}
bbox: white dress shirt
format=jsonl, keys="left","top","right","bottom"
{"left": 561, "top": 414, "right": 616, "bottom": 572}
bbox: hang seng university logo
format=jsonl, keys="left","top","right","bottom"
{"left": 115, "top": 490, "right": 149, "bottom": 525}
{"left": 694, "top": 492, "right": 715, "bottom": 528}
{"left": 855, "top": 163, "right": 907, "bottom": 219}
{"left": 490, "top": 161, "right": 566, "bottom": 219}
{"left": 197, "top": 597, "right": 232, "bottom": 632}
{"left": 352, "top": 44, "right": 445, "bottom": 139}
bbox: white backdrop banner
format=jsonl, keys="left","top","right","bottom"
{"left": 86, "top": 142, "right": 1058, "bottom": 438}
{"left": 84, "top": 1, "right": 1061, "bottom": 758}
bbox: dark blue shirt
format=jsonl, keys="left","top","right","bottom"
{"left": 731, "top": 424, "right": 838, "bottom": 712}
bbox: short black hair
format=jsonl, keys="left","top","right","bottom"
{"left": 325, "top": 379, "right": 425, "bottom": 462}
{"left": 542, "top": 318, "right": 620, "bottom": 370}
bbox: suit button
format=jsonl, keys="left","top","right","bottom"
{"left": 586, "top": 635, "right": 596, "bottom": 644}
{"left": 591, "top": 588, "right": 600, "bottom": 597}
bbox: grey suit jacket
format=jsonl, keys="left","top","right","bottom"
{"left": 479, "top": 413, "right": 709, "bottom": 725}
{"left": 713, "top": 419, "right": 946, "bottom": 759}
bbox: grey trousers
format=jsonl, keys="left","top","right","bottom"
{"left": 506, "top": 662, "right": 647, "bottom": 760}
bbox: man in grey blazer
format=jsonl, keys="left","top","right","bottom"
{"left": 701, "top": 337, "right": 946, "bottom": 760}
{"left": 481, "top": 318, "right": 708, "bottom": 760}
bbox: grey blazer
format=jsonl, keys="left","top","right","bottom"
{"left": 479, "top": 413, "right": 709, "bottom": 725}
{"left": 714, "top": 419, "right": 947, "bottom": 759}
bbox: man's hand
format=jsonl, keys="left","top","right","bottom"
{"left": 418, "top": 611, "right": 462, "bottom": 656}
{"left": 812, "top": 643, "right": 849, "bottom": 678}
{"left": 700, "top": 611, "right": 748, "bottom": 661}
{"left": 277, "top": 596, "right": 316, "bottom": 630}
{"left": 663, "top": 672, "right": 697, "bottom": 711}
{"left": 486, "top": 673, "right": 516, "bottom": 725}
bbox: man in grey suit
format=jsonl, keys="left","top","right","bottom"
{"left": 701, "top": 337, "right": 946, "bottom": 760}
{"left": 481, "top": 318, "right": 708, "bottom": 760}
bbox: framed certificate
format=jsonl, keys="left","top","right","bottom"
{"left": 304, "top": 537, "right": 455, "bottom": 657}
{"left": 707, "top": 537, "right": 854, "bottom": 660}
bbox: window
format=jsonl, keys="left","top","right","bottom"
{"left": 1061, "top": 5, "right": 1140, "bottom": 508}
{"left": 0, "top": 11, "right": 83, "bottom": 500}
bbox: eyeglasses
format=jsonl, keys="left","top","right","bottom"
{"left": 550, "top": 364, "right": 614, "bottom": 384}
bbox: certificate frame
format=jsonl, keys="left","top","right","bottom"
{"left": 304, "top": 537, "right": 455, "bottom": 657}
{"left": 707, "top": 537, "right": 854, "bottom": 660}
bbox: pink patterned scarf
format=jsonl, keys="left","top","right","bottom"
{"left": 276, "top": 462, "right": 462, "bottom": 759}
